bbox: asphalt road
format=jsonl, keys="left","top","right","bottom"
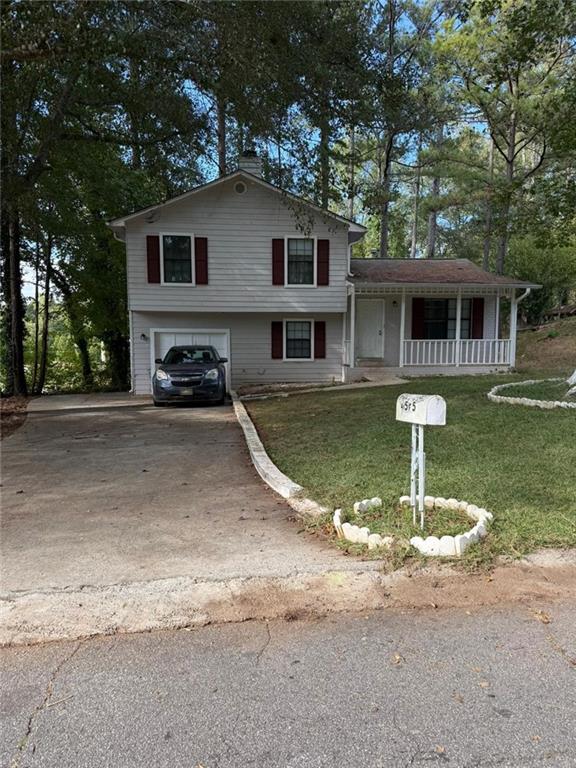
{"left": 2, "top": 602, "right": 575, "bottom": 768}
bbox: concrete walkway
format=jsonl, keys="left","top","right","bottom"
{"left": 1, "top": 395, "right": 376, "bottom": 645}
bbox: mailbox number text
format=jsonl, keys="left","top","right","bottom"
{"left": 401, "top": 398, "right": 417, "bottom": 412}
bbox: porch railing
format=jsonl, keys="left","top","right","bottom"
{"left": 403, "top": 339, "right": 511, "bottom": 367}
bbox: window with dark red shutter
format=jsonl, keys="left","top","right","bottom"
{"left": 271, "top": 321, "right": 283, "bottom": 359}
{"left": 272, "top": 239, "right": 285, "bottom": 285}
{"left": 471, "top": 298, "right": 484, "bottom": 339}
{"left": 412, "top": 298, "right": 425, "bottom": 339}
{"left": 314, "top": 321, "right": 326, "bottom": 358}
{"left": 317, "top": 239, "right": 329, "bottom": 286}
{"left": 195, "top": 237, "right": 208, "bottom": 284}
{"left": 146, "top": 235, "right": 160, "bottom": 283}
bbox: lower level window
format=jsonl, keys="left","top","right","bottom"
{"left": 424, "top": 299, "right": 471, "bottom": 339}
{"left": 285, "top": 321, "right": 312, "bottom": 359}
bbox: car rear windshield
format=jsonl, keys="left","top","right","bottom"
{"left": 164, "top": 347, "right": 216, "bottom": 364}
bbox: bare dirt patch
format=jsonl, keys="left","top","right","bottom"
{"left": 0, "top": 396, "right": 30, "bottom": 440}
{"left": 516, "top": 318, "right": 576, "bottom": 374}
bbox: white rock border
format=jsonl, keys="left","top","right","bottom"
{"left": 401, "top": 496, "right": 493, "bottom": 557}
{"left": 334, "top": 496, "right": 494, "bottom": 557}
{"left": 487, "top": 379, "right": 576, "bottom": 410}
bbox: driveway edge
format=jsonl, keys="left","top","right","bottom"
{"left": 231, "top": 391, "right": 328, "bottom": 516}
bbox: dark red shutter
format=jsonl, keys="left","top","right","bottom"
{"left": 272, "top": 239, "right": 285, "bottom": 285}
{"left": 195, "top": 237, "right": 208, "bottom": 284}
{"left": 271, "top": 321, "right": 283, "bottom": 359}
{"left": 317, "top": 239, "right": 329, "bottom": 286}
{"left": 412, "top": 298, "right": 425, "bottom": 339}
{"left": 472, "top": 297, "right": 484, "bottom": 339}
{"left": 314, "top": 321, "right": 326, "bottom": 359}
{"left": 146, "top": 235, "right": 160, "bottom": 283}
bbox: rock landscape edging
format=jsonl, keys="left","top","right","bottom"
{"left": 487, "top": 379, "right": 576, "bottom": 410}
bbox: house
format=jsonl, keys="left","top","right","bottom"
{"left": 108, "top": 155, "right": 539, "bottom": 394}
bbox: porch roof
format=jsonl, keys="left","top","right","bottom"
{"left": 349, "top": 258, "right": 540, "bottom": 289}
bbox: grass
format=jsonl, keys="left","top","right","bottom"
{"left": 498, "top": 378, "right": 572, "bottom": 401}
{"left": 247, "top": 373, "right": 576, "bottom": 568}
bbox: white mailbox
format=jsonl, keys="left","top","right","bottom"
{"left": 396, "top": 394, "right": 446, "bottom": 426}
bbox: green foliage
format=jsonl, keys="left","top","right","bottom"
{"left": 508, "top": 237, "right": 576, "bottom": 323}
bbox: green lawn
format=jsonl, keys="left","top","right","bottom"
{"left": 497, "top": 378, "right": 572, "bottom": 401}
{"left": 247, "top": 374, "right": 576, "bottom": 564}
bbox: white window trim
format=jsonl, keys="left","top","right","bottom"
{"left": 283, "top": 318, "right": 315, "bottom": 362}
{"left": 284, "top": 235, "right": 317, "bottom": 288}
{"left": 160, "top": 232, "right": 195, "bottom": 286}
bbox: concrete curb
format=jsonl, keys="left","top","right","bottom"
{"left": 232, "top": 391, "right": 327, "bottom": 517}
{"left": 0, "top": 568, "right": 384, "bottom": 646}
{"left": 231, "top": 391, "right": 303, "bottom": 499}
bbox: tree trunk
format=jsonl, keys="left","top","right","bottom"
{"left": 483, "top": 139, "right": 495, "bottom": 271}
{"left": 496, "top": 81, "right": 517, "bottom": 275}
{"left": 410, "top": 144, "right": 422, "bottom": 259}
{"left": 348, "top": 124, "right": 355, "bottom": 220}
{"left": 0, "top": 205, "right": 14, "bottom": 395}
{"left": 426, "top": 176, "right": 440, "bottom": 258}
{"left": 378, "top": 135, "right": 394, "bottom": 258}
{"left": 217, "top": 96, "right": 227, "bottom": 176}
{"left": 35, "top": 241, "right": 51, "bottom": 395}
{"left": 319, "top": 109, "right": 330, "bottom": 210}
{"left": 31, "top": 238, "right": 40, "bottom": 392}
{"left": 7, "top": 209, "right": 27, "bottom": 395}
{"left": 103, "top": 332, "right": 130, "bottom": 391}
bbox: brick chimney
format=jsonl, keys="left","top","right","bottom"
{"left": 237, "top": 150, "right": 262, "bottom": 178}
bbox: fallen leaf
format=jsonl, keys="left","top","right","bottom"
{"left": 392, "top": 652, "right": 404, "bottom": 665}
{"left": 436, "top": 745, "right": 446, "bottom": 754}
{"left": 533, "top": 610, "right": 552, "bottom": 624}
{"left": 531, "top": 735, "right": 542, "bottom": 743}
{"left": 479, "top": 681, "right": 490, "bottom": 688}
{"left": 452, "top": 692, "right": 464, "bottom": 704}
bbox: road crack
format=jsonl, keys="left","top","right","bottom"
{"left": 255, "top": 621, "right": 271, "bottom": 665}
{"left": 10, "top": 640, "right": 84, "bottom": 767}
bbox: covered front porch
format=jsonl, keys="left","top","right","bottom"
{"left": 344, "top": 285, "right": 520, "bottom": 375}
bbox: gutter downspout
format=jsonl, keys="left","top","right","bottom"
{"left": 509, "top": 288, "right": 531, "bottom": 369}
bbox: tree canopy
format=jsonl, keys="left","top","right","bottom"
{"left": 1, "top": 0, "right": 575, "bottom": 394}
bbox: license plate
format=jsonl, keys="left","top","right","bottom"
{"left": 180, "top": 388, "right": 195, "bottom": 395}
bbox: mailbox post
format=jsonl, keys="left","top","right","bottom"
{"left": 396, "top": 394, "right": 446, "bottom": 529}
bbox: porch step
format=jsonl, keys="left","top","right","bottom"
{"left": 356, "top": 358, "right": 388, "bottom": 368}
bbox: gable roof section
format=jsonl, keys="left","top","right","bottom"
{"left": 350, "top": 258, "right": 540, "bottom": 288}
{"left": 108, "top": 170, "right": 367, "bottom": 232}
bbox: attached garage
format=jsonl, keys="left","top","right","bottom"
{"left": 150, "top": 328, "right": 231, "bottom": 391}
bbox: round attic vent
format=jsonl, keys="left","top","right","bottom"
{"left": 234, "top": 181, "right": 247, "bottom": 194}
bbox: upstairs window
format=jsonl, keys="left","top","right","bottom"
{"left": 285, "top": 320, "right": 312, "bottom": 359}
{"left": 162, "top": 235, "right": 193, "bottom": 284}
{"left": 286, "top": 238, "right": 315, "bottom": 286}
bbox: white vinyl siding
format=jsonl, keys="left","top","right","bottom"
{"left": 131, "top": 311, "right": 343, "bottom": 393}
{"left": 125, "top": 177, "right": 348, "bottom": 313}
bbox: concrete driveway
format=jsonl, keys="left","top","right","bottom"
{"left": 1, "top": 394, "right": 359, "bottom": 593}
{"left": 2, "top": 394, "right": 379, "bottom": 643}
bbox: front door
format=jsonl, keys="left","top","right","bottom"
{"left": 356, "top": 299, "right": 385, "bottom": 358}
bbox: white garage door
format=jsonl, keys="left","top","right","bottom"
{"left": 152, "top": 329, "right": 230, "bottom": 389}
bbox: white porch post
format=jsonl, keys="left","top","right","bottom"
{"left": 509, "top": 291, "right": 518, "bottom": 367}
{"left": 495, "top": 290, "right": 500, "bottom": 339}
{"left": 455, "top": 289, "right": 462, "bottom": 367}
{"left": 399, "top": 290, "right": 406, "bottom": 367}
{"left": 350, "top": 285, "right": 356, "bottom": 368}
